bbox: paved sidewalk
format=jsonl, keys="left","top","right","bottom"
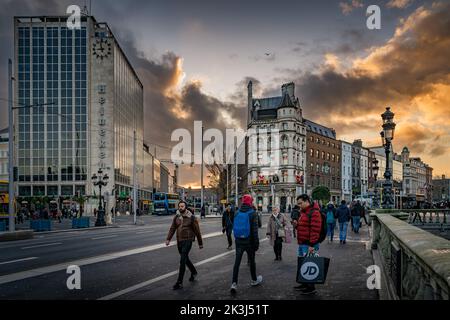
{"left": 119, "top": 223, "right": 378, "bottom": 300}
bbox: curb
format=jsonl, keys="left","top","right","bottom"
{"left": 0, "top": 230, "right": 34, "bottom": 242}
{"left": 33, "top": 225, "right": 119, "bottom": 235}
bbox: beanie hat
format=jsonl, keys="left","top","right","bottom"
{"left": 242, "top": 194, "right": 253, "bottom": 206}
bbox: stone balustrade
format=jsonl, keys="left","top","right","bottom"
{"left": 371, "top": 213, "right": 450, "bottom": 300}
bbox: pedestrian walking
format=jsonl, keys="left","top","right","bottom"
{"left": 230, "top": 194, "right": 262, "bottom": 294}
{"left": 290, "top": 204, "right": 300, "bottom": 239}
{"left": 360, "top": 202, "right": 369, "bottom": 226}
{"left": 293, "top": 194, "right": 322, "bottom": 295}
{"left": 351, "top": 200, "right": 362, "bottom": 233}
{"left": 222, "top": 203, "right": 235, "bottom": 249}
{"left": 336, "top": 200, "right": 351, "bottom": 244}
{"left": 166, "top": 200, "right": 203, "bottom": 290}
{"left": 325, "top": 202, "right": 337, "bottom": 243}
{"left": 266, "top": 206, "right": 287, "bottom": 261}
{"left": 200, "top": 205, "right": 206, "bottom": 219}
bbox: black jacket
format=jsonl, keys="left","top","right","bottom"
{"left": 234, "top": 204, "right": 259, "bottom": 250}
{"left": 336, "top": 204, "right": 351, "bottom": 223}
{"left": 351, "top": 203, "right": 363, "bottom": 217}
{"left": 291, "top": 205, "right": 300, "bottom": 220}
{"left": 222, "top": 209, "right": 235, "bottom": 230}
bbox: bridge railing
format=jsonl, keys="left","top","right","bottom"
{"left": 371, "top": 213, "right": 450, "bottom": 300}
{"left": 374, "top": 209, "right": 450, "bottom": 231}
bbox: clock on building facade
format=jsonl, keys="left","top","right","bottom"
{"left": 92, "top": 38, "right": 112, "bottom": 60}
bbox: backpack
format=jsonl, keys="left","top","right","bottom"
{"left": 233, "top": 209, "right": 251, "bottom": 239}
{"left": 326, "top": 209, "right": 335, "bottom": 224}
{"left": 307, "top": 208, "right": 327, "bottom": 244}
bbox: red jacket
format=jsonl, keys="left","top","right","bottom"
{"left": 296, "top": 202, "right": 322, "bottom": 246}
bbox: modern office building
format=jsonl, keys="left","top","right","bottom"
{"left": 13, "top": 16, "right": 144, "bottom": 215}
{"left": 0, "top": 128, "right": 8, "bottom": 181}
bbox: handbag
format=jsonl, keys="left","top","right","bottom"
{"left": 296, "top": 252, "right": 330, "bottom": 284}
{"left": 274, "top": 214, "right": 286, "bottom": 238}
{"left": 284, "top": 226, "right": 292, "bottom": 243}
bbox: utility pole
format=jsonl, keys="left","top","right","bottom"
{"left": 133, "top": 130, "right": 137, "bottom": 225}
{"left": 226, "top": 164, "right": 229, "bottom": 203}
{"left": 235, "top": 153, "right": 238, "bottom": 208}
{"left": 8, "top": 59, "right": 14, "bottom": 232}
{"left": 200, "top": 126, "right": 204, "bottom": 210}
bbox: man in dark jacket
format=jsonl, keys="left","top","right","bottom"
{"left": 290, "top": 204, "right": 300, "bottom": 238}
{"left": 293, "top": 194, "right": 322, "bottom": 295}
{"left": 230, "top": 194, "right": 262, "bottom": 294}
{"left": 336, "top": 200, "right": 351, "bottom": 244}
{"left": 166, "top": 200, "right": 203, "bottom": 290}
{"left": 351, "top": 201, "right": 363, "bottom": 233}
{"left": 222, "top": 203, "right": 235, "bottom": 249}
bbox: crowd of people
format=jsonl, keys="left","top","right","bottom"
{"left": 165, "top": 193, "right": 369, "bottom": 296}
{"left": 16, "top": 202, "right": 84, "bottom": 224}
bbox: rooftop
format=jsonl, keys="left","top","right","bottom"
{"left": 304, "top": 119, "right": 336, "bottom": 139}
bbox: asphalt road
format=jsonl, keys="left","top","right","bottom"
{"left": 0, "top": 214, "right": 378, "bottom": 300}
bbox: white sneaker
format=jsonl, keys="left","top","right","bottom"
{"left": 230, "top": 282, "right": 237, "bottom": 294}
{"left": 251, "top": 275, "right": 263, "bottom": 286}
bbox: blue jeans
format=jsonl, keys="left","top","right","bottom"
{"left": 352, "top": 216, "right": 361, "bottom": 233}
{"left": 339, "top": 221, "right": 348, "bottom": 241}
{"left": 327, "top": 222, "right": 335, "bottom": 241}
{"left": 298, "top": 244, "right": 320, "bottom": 257}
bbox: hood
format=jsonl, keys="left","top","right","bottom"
{"left": 327, "top": 204, "right": 334, "bottom": 210}
{"left": 239, "top": 204, "right": 254, "bottom": 213}
{"left": 339, "top": 204, "right": 347, "bottom": 209}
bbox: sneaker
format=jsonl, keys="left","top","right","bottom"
{"left": 343, "top": 240, "right": 346, "bottom": 244}
{"left": 227, "top": 246, "right": 232, "bottom": 250}
{"left": 340, "top": 240, "right": 343, "bottom": 244}
{"left": 250, "top": 275, "right": 263, "bottom": 286}
{"left": 274, "top": 257, "right": 279, "bottom": 261}
{"left": 278, "top": 256, "right": 282, "bottom": 261}
{"left": 230, "top": 282, "right": 237, "bottom": 294}
{"left": 173, "top": 282, "right": 183, "bottom": 290}
{"left": 189, "top": 273, "right": 197, "bottom": 282}
{"left": 300, "top": 287, "right": 317, "bottom": 295}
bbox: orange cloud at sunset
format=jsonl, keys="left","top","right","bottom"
{"left": 295, "top": 1, "right": 450, "bottom": 177}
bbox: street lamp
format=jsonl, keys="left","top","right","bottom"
{"left": 92, "top": 169, "right": 109, "bottom": 226}
{"left": 380, "top": 107, "right": 396, "bottom": 209}
{"left": 372, "top": 159, "right": 379, "bottom": 208}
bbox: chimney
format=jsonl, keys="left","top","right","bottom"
{"left": 247, "top": 81, "right": 253, "bottom": 125}
{"left": 443, "top": 174, "right": 446, "bottom": 179}
{"left": 282, "top": 82, "right": 295, "bottom": 101}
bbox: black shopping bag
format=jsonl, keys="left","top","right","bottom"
{"left": 296, "top": 256, "right": 330, "bottom": 284}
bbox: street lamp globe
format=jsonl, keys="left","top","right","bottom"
{"left": 380, "top": 131, "right": 385, "bottom": 146}
{"left": 103, "top": 173, "right": 109, "bottom": 184}
{"left": 373, "top": 160, "right": 379, "bottom": 178}
{"left": 381, "top": 107, "right": 396, "bottom": 141}
{"left": 91, "top": 173, "right": 98, "bottom": 184}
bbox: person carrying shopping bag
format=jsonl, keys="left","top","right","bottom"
{"left": 266, "top": 206, "right": 288, "bottom": 261}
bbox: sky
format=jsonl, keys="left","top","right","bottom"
{"left": 0, "top": 0, "right": 449, "bottom": 188}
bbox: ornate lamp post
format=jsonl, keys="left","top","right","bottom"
{"left": 372, "top": 159, "right": 379, "bottom": 208}
{"left": 92, "top": 169, "right": 109, "bottom": 226}
{"left": 380, "top": 107, "right": 396, "bottom": 209}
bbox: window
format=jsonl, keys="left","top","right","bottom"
{"left": 283, "top": 123, "right": 288, "bottom": 130}
{"left": 331, "top": 154, "right": 335, "bottom": 162}
{"left": 327, "top": 153, "right": 330, "bottom": 160}
{"left": 310, "top": 149, "right": 313, "bottom": 157}
{"left": 322, "top": 151, "right": 325, "bottom": 160}
{"left": 316, "top": 164, "right": 319, "bottom": 173}
{"left": 315, "top": 150, "right": 319, "bottom": 158}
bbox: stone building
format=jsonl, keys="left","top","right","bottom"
{"left": 432, "top": 175, "right": 450, "bottom": 202}
{"left": 340, "top": 140, "right": 352, "bottom": 201}
{"left": 305, "top": 121, "right": 341, "bottom": 203}
{"left": 401, "top": 147, "right": 432, "bottom": 203}
{"left": 247, "top": 82, "right": 307, "bottom": 212}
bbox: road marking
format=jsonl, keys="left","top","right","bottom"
{"left": 21, "top": 242, "right": 62, "bottom": 250}
{"left": 98, "top": 238, "right": 269, "bottom": 301}
{"left": 91, "top": 235, "right": 118, "bottom": 240}
{"left": 0, "top": 257, "right": 38, "bottom": 265}
{"left": 0, "top": 230, "right": 225, "bottom": 286}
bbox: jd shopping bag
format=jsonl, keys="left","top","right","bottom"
{"left": 296, "top": 256, "right": 330, "bottom": 284}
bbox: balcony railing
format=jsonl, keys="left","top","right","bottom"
{"left": 375, "top": 209, "right": 450, "bottom": 231}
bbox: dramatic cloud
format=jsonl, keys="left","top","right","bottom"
{"left": 387, "top": 0, "right": 414, "bottom": 9}
{"left": 283, "top": 1, "right": 450, "bottom": 174}
{"left": 339, "top": 0, "right": 364, "bottom": 15}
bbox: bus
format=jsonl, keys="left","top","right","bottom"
{"left": 0, "top": 180, "right": 10, "bottom": 221}
{"left": 153, "top": 192, "right": 180, "bottom": 215}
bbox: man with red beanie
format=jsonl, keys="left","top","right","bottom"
{"left": 230, "top": 194, "right": 262, "bottom": 294}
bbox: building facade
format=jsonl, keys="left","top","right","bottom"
{"left": 432, "top": 175, "right": 450, "bottom": 202}
{"left": 13, "top": 16, "right": 143, "bottom": 216}
{"left": 247, "top": 82, "right": 307, "bottom": 212}
{"left": 0, "top": 128, "right": 8, "bottom": 181}
{"left": 353, "top": 140, "right": 368, "bottom": 197}
{"left": 305, "top": 120, "right": 341, "bottom": 203}
{"left": 401, "top": 147, "right": 432, "bottom": 202}
{"left": 340, "top": 140, "right": 352, "bottom": 201}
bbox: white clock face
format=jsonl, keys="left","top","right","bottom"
{"left": 93, "top": 38, "right": 112, "bottom": 60}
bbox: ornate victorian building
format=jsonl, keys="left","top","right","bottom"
{"left": 246, "top": 82, "right": 306, "bottom": 212}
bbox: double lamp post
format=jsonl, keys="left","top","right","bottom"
{"left": 91, "top": 169, "right": 109, "bottom": 226}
